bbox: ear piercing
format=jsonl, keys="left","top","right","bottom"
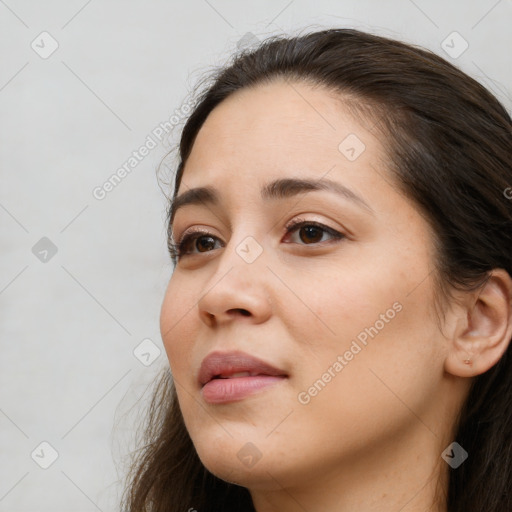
{"left": 463, "top": 358, "right": 472, "bottom": 366}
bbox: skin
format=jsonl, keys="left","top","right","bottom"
{"left": 160, "top": 79, "right": 512, "bottom": 511}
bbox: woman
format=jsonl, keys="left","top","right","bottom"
{"left": 121, "top": 28, "right": 512, "bottom": 511}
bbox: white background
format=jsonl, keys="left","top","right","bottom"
{"left": 1, "top": 1, "right": 511, "bottom": 510}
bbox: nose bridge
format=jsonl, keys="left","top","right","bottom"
{"left": 214, "top": 229, "right": 269, "bottom": 294}
{"left": 197, "top": 227, "right": 272, "bottom": 322}
{"left": 213, "top": 210, "right": 269, "bottom": 275}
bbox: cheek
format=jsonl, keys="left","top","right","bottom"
{"left": 285, "top": 297, "right": 442, "bottom": 470}
{"left": 291, "top": 252, "right": 442, "bottom": 409}
{"left": 159, "top": 276, "right": 199, "bottom": 376}
{"left": 287, "top": 260, "right": 403, "bottom": 351}
{"left": 305, "top": 241, "right": 437, "bottom": 345}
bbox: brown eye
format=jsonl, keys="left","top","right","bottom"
{"left": 168, "top": 219, "right": 346, "bottom": 263}
{"left": 181, "top": 235, "right": 219, "bottom": 254}
{"left": 298, "top": 225, "right": 324, "bottom": 244}
{"left": 284, "top": 219, "right": 345, "bottom": 246}
{"left": 195, "top": 236, "right": 217, "bottom": 252}
{"left": 169, "top": 231, "right": 223, "bottom": 260}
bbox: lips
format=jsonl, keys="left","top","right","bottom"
{"left": 198, "top": 350, "right": 288, "bottom": 387}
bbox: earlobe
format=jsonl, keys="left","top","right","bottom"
{"left": 444, "top": 269, "right": 512, "bottom": 378}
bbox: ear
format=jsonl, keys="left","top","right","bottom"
{"left": 444, "top": 269, "right": 512, "bottom": 377}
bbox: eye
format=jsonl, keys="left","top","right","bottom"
{"left": 168, "top": 218, "right": 345, "bottom": 262}
{"left": 168, "top": 228, "right": 223, "bottom": 261}
{"left": 283, "top": 218, "right": 345, "bottom": 246}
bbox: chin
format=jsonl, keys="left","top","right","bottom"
{"left": 191, "top": 434, "right": 285, "bottom": 490}
{"left": 200, "top": 455, "right": 284, "bottom": 491}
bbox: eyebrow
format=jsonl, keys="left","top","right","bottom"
{"left": 169, "top": 177, "right": 374, "bottom": 227}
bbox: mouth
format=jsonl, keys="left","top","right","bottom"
{"left": 198, "top": 350, "right": 288, "bottom": 385}
{"left": 198, "top": 350, "right": 288, "bottom": 404}
{"left": 211, "top": 370, "right": 280, "bottom": 380}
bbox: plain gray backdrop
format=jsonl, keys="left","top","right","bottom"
{"left": 1, "top": 0, "right": 511, "bottom": 510}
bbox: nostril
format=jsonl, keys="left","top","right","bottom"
{"left": 231, "top": 308, "right": 250, "bottom": 316}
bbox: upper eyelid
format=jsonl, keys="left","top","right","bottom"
{"left": 174, "top": 226, "right": 216, "bottom": 245}
{"left": 284, "top": 219, "right": 344, "bottom": 238}
{"left": 175, "top": 219, "right": 343, "bottom": 246}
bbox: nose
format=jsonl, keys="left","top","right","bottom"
{"left": 197, "top": 239, "right": 272, "bottom": 327}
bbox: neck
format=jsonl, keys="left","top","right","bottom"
{"left": 249, "top": 422, "right": 450, "bottom": 512}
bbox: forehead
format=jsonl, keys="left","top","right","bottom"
{"left": 181, "top": 79, "right": 386, "bottom": 187}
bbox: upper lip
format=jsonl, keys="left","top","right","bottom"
{"left": 198, "top": 350, "right": 288, "bottom": 386}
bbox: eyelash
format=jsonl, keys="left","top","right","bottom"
{"left": 168, "top": 218, "right": 346, "bottom": 261}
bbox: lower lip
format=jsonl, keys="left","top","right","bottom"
{"left": 201, "top": 376, "right": 286, "bottom": 404}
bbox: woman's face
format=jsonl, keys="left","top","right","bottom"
{"left": 160, "top": 79, "right": 456, "bottom": 494}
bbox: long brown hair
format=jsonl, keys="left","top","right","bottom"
{"left": 120, "top": 28, "right": 512, "bottom": 511}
